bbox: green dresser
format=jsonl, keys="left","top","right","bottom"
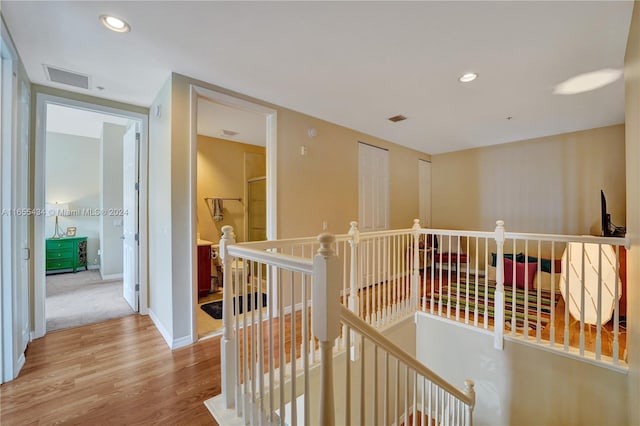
{"left": 46, "top": 237, "right": 88, "bottom": 274}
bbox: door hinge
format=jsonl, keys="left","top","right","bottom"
{"left": 135, "top": 284, "right": 140, "bottom": 291}
{"left": 134, "top": 233, "right": 139, "bottom": 241}
{"left": 135, "top": 132, "right": 140, "bottom": 143}
{"left": 135, "top": 182, "right": 139, "bottom": 190}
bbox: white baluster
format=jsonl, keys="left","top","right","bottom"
{"left": 412, "top": 219, "right": 421, "bottom": 311}
{"left": 494, "top": 220, "right": 505, "bottom": 350}
{"left": 220, "top": 225, "right": 236, "bottom": 409}
{"left": 312, "top": 233, "right": 341, "bottom": 426}
{"left": 348, "top": 221, "right": 360, "bottom": 322}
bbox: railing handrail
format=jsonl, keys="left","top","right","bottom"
{"left": 339, "top": 305, "right": 475, "bottom": 406}
{"left": 227, "top": 244, "right": 313, "bottom": 274}
{"left": 419, "top": 228, "right": 495, "bottom": 239}
{"left": 228, "top": 234, "right": 351, "bottom": 251}
{"left": 504, "top": 231, "right": 628, "bottom": 247}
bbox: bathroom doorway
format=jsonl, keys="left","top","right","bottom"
{"left": 190, "top": 86, "right": 275, "bottom": 340}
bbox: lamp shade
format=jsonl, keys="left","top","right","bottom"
{"left": 559, "top": 242, "right": 621, "bottom": 325}
{"left": 45, "top": 202, "right": 70, "bottom": 216}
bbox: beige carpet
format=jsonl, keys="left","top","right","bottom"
{"left": 46, "top": 270, "right": 134, "bottom": 332}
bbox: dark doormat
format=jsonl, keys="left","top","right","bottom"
{"left": 200, "top": 293, "right": 268, "bottom": 320}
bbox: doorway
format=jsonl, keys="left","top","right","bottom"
{"left": 419, "top": 159, "right": 432, "bottom": 228}
{"left": 34, "top": 94, "right": 148, "bottom": 337}
{"left": 189, "top": 85, "right": 276, "bottom": 341}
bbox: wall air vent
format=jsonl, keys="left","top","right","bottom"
{"left": 388, "top": 114, "right": 407, "bottom": 123}
{"left": 43, "top": 65, "right": 90, "bottom": 89}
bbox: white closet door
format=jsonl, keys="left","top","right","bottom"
{"left": 359, "top": 142, "right": 389, "bottom": 232}
{"left": 418, "top": 159, "right": 432, "bottom": 228}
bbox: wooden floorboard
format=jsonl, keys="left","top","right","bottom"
{"left": 0, "top": 315, "right": 221, "bottom": 425}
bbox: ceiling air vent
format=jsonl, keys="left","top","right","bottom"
{"left": 221, "top": 129, "right": 239, "bottom": 137}
{"left": 43, "top": 65, "right": 90, "bottom": 89}
{"left": 388, "top": 114, "right": 407, "bottom": 123}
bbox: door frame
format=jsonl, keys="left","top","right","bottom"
{"left": 189, "top": 84, "right": 277, "bottom": 342}
{"left": 1, "top": 18, "right": 28, "bottom": 383}
{"left": 418, "top": 159, "right": 432, "bottom": 228}
{"left": 33, "top": 93, "right": 149, "bottom": 338}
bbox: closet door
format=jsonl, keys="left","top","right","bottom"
{"left": 358, "top": 142, "right": 389, "bottom": 232}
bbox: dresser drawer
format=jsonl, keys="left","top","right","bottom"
{"left": 46, "top": 260, "right": 74, "bottom": 270}
{"left": 46, "top": 239, "right": 74, "bottom": 251}
{"left": 46, "top": 249, "right": 73, "bottom": 261}
{"left": 45, "top": 236, "right": 88, "bottom": 274}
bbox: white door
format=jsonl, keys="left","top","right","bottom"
{"left": 359, "top": 142, "right": 389, "bottom": 232}
{"left": 418, "top": 159, "right": 432, "bottom": 227}
{"left": 1, "top": 35, "right": 30, "bottom": 383}
{"left": 122, "top": 125, "right": 139, "bottom": 311}
{"left": 16, "top": 80, "right": 31, "bottom": 355}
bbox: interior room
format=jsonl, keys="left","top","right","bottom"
{"left": 44, "top": 104, "right": 134, "bottom": 331}
{"left": 195, "top": 98, "right": 267, "bottom": 338}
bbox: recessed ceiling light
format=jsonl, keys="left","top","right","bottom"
{"left": 459, "top": 73, "right": 478, "bottom": 83}
{"left": 553, "top": 68, "right": 622, "bottom": 95}
{"left": 100, "top": 15, "right": 131, "bottom": 33}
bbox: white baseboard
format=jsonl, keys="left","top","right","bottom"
{"left": 87, "top": 265, "right": 99, "bottom": 271}
{"left": 100, "top": 272, "right": 123, "bottom": 280}
{"left": 148, "top": 308, "right": 194, "bottom": 350}
{"left": 172, "top": 335, "right": 193, "bottom": 349}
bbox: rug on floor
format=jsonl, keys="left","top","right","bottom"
{"left": 200, "top": 293, "right": 268, "bottom": 320}
{"left": 425, "top": 279, "right": 560, "bottom": 329}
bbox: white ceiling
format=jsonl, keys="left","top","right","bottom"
{"left": 2, "top": 1, "right": 633, "bottom": 154}
{"left": 46, "top": 104, "right": 131, "bottom": 139}
{"left": 197, "top": 99, "right": 266, "bottom": 146}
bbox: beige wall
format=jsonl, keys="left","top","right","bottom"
{"left": 148, "top": 77, "right": 174, "bottom": 341}
{"left": 624, "top": 1, "right": 640, "bottom": 423}
{"left": 277, "top": 108, "right": 430, "bottom": 237}
{"left": 431, "top": 125, "right": 626, "bottom": 235}
{"left": 197, "top": 136, "right": 265, "bottom": 244}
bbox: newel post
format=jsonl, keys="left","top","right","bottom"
{"left": 412, "top": 219, "right": 421, "bottom": 310}
{"left": 313, "top": 233, "right": 341, "bottom": 426}
{"left": 494, "top": 220, "right": 505, "bottom": 350}
{"left": 220, "top": 225, "right": 237, "bottom": 409}
{"left": 464, "top": 380, "right": 476, "bottom": 426}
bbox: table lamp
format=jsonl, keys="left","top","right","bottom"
{"left": 46, "top": 202, "right": 69, "bottom": 239}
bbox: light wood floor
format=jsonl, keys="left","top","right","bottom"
{"left": 0, "top": 315, "right": 221, "bottom": 425}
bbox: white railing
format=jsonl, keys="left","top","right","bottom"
{"left": 217, "top": 225, "right": 474, "bottom": 425}
{"left": 214, "top": 218, "right": 628, "bottom": 424}
{"left": 414, "top": 220, "right": 629, "bottom": 368}
{"left": 340, "top": 306, "right": 475, "bottom": 426}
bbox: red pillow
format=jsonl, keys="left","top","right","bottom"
{"left": 503, "top": 258, "right": 537, "bottom": 290}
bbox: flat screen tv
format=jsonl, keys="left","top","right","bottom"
{"left": 601, "top": 190, "right": 611, "bottom": 236}
{"left": 601, "top": 190, "right": 625, "bottom": 237}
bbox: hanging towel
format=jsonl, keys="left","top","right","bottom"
{"left": 213, "top": 198, "right": 224, "bottom": 222}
